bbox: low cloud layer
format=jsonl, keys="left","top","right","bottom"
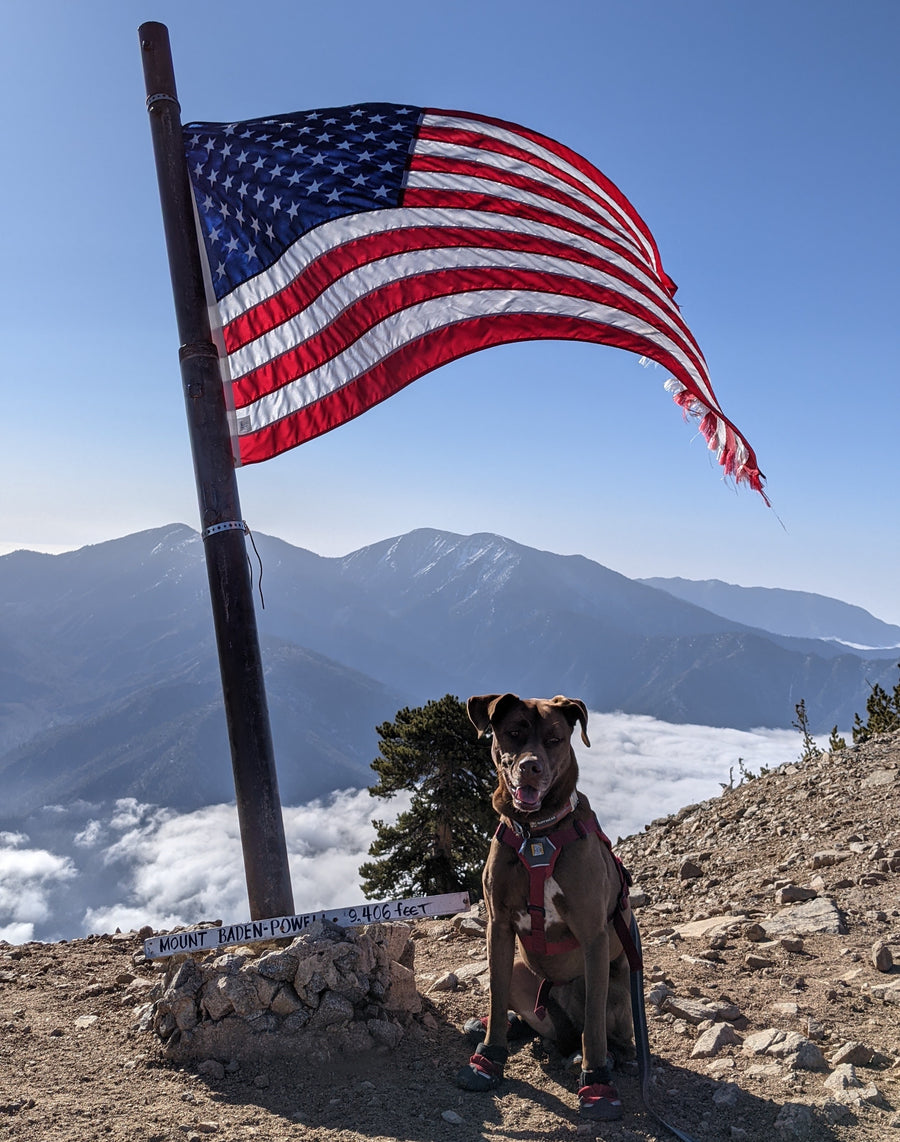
{"left": 0, "top": 714, "right": 808, "bottom": 944}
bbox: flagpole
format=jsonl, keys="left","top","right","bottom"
{"left": 138, "top": 21, "right": 294, "bottom": 921}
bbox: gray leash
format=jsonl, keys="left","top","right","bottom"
{"left": 629, "top": 914, "right": 699, "bottom": 1142}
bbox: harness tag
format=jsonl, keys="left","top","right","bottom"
{"left": 519, "top": 836, "right": 557, "bottom": 868}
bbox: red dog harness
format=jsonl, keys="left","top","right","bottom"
{"left": 495, "top": 800, "right": 641, "bottom": 970}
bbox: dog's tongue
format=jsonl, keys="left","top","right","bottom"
{"left": 514, "top": 785, "right": 541, "bottom": 809}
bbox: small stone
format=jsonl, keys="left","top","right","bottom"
{"left": 427, "top": 971, "right": 458, "bottom": 993}
{"left": 680, "top": 859, "right": 703, "bottom": 880}
{"left": 823, "top": 1064, "right": 860, "bottom": 1092}
{"left": 712, "top": 1081, "right": 741, "bottom": 1108}
{"left": 692, "top": 1024, "right": 741, "bottom": 1058}
{"left": 822, "top": 1100, "right": 854, "bottom": 1125}
{"left": 806, "top": 1018, "right": 827, "bottom": 1041}
{"left": 743, "top": 1029, "right": 826, "bottom": 1070}
{"left": 253, "top": 1074, "right": 270, "bottom": 1089}
{"left": 762, "top": 897, "right": 847, "bottom": 937}
{"left": 829, "top": 1040, "right": 875, "bottom": 1066}
{"left": 775, "top": 886, "right": 817, "bottom": 905}
{"left": 859, "top": 1083, "right": 886, "bottom": 1107}
{"left": 74, "top": 1014, "right": 98, "bottom": 1029}
{"left": 774, "top": 1102, "right": 816, "bottom": 1137}
{"left": 197, "top": 1060, "right": 225, "bottom": 1080}
{"left": 451, "top": 907, "right": 485, "bottom": 931}
{"left": 744, "top": 953, "right": 774, "bottom": 970}
{"left": 780, "top": 938, "right": 804, "bottom": 953}
{"left": 873, "top": 940, "right": 894, "bottom": 972}
{"left": 441, "top": 1109, "right": 464, "bottom": 1124}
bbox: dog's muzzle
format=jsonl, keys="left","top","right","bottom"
{"left": 505, "top": 754, "right": 547, "bottom": 811}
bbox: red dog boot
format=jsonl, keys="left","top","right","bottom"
{"left": 578, "top": 1066, "right": 623, "bottom": 1120}
{"left": 456, "top": 1043, "right": 507, "bottom": 1091}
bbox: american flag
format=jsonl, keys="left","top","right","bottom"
{"left": 184, "top": 102, "right": 764, "bottom": 495}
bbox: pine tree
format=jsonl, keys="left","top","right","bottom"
{"left": 792, "top": 699, "right": 822, "bottom": 763}
{"left": 852, "top": 664, "right": 900, "bottom": 744}
{"left": 359, "top": 695, "right": 496, "bottom": 900}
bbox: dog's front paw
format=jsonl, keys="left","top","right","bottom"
{"left": 456, "top": 1045, "right": 506, "bottom": 1092}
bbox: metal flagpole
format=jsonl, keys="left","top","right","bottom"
{"left": 138, "top": 21, "right": 294, "bottom": 920}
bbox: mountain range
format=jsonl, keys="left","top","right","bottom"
{"left": 1, "top": 524, "right": 897, "bottom": 818}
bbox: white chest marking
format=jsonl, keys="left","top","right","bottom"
{"left": 514, "top": 875, "right": 565, "bottom": 936}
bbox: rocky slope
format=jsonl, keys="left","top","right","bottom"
{"left": 1, "top": 731, "right": 899, "bottom": 1142}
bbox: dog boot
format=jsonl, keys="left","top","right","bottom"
{"left": 578, "top": 1066, "right": 623, "bottom": 1120}
{"left": 456, "top": 1043, "right": 508, "bottom": 1092}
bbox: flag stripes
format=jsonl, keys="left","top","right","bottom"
{"left": 184, "top": 103, "right": 763, "bottom": 494}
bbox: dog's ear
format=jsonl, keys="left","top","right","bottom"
{"left": 549, "top": 695, "right": 590, "bottom": 748}
{"left": 467, "top": 693, "right": 520, "bottom": 737}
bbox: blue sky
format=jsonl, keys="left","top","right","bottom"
{"left": 2, "top": 1, "right": 899, "bottom": 620}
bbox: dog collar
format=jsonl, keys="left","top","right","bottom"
{"left": 508, "top": 789, "right": 579, "bottom": 838}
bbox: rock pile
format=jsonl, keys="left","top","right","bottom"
{"left": 143, "top": 919, "right": 421, "bottom": 1066}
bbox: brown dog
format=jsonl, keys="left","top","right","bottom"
{"left": 457, "top": 693, "right": 636, "bottom": 1120}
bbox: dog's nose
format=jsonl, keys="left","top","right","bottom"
{"left": 516, "top": 756, "right": 542, "bottom": 780}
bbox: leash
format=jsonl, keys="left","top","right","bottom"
{"left": 629, "top": 914, "right": 699, "bottom": 1142}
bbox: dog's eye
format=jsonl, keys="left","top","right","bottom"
{"left": 546, "top": 736, "right": 561, "bottom": 746}
{"left": 507, "top": 729, "right": 521, "bottom": 740}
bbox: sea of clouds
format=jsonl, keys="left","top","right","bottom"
{"left": 0, "top": 713, "right": 819, "bottom": 944}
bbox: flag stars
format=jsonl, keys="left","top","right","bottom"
{"left": 185, "top": 104, "right": 419, "bottom": 298}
